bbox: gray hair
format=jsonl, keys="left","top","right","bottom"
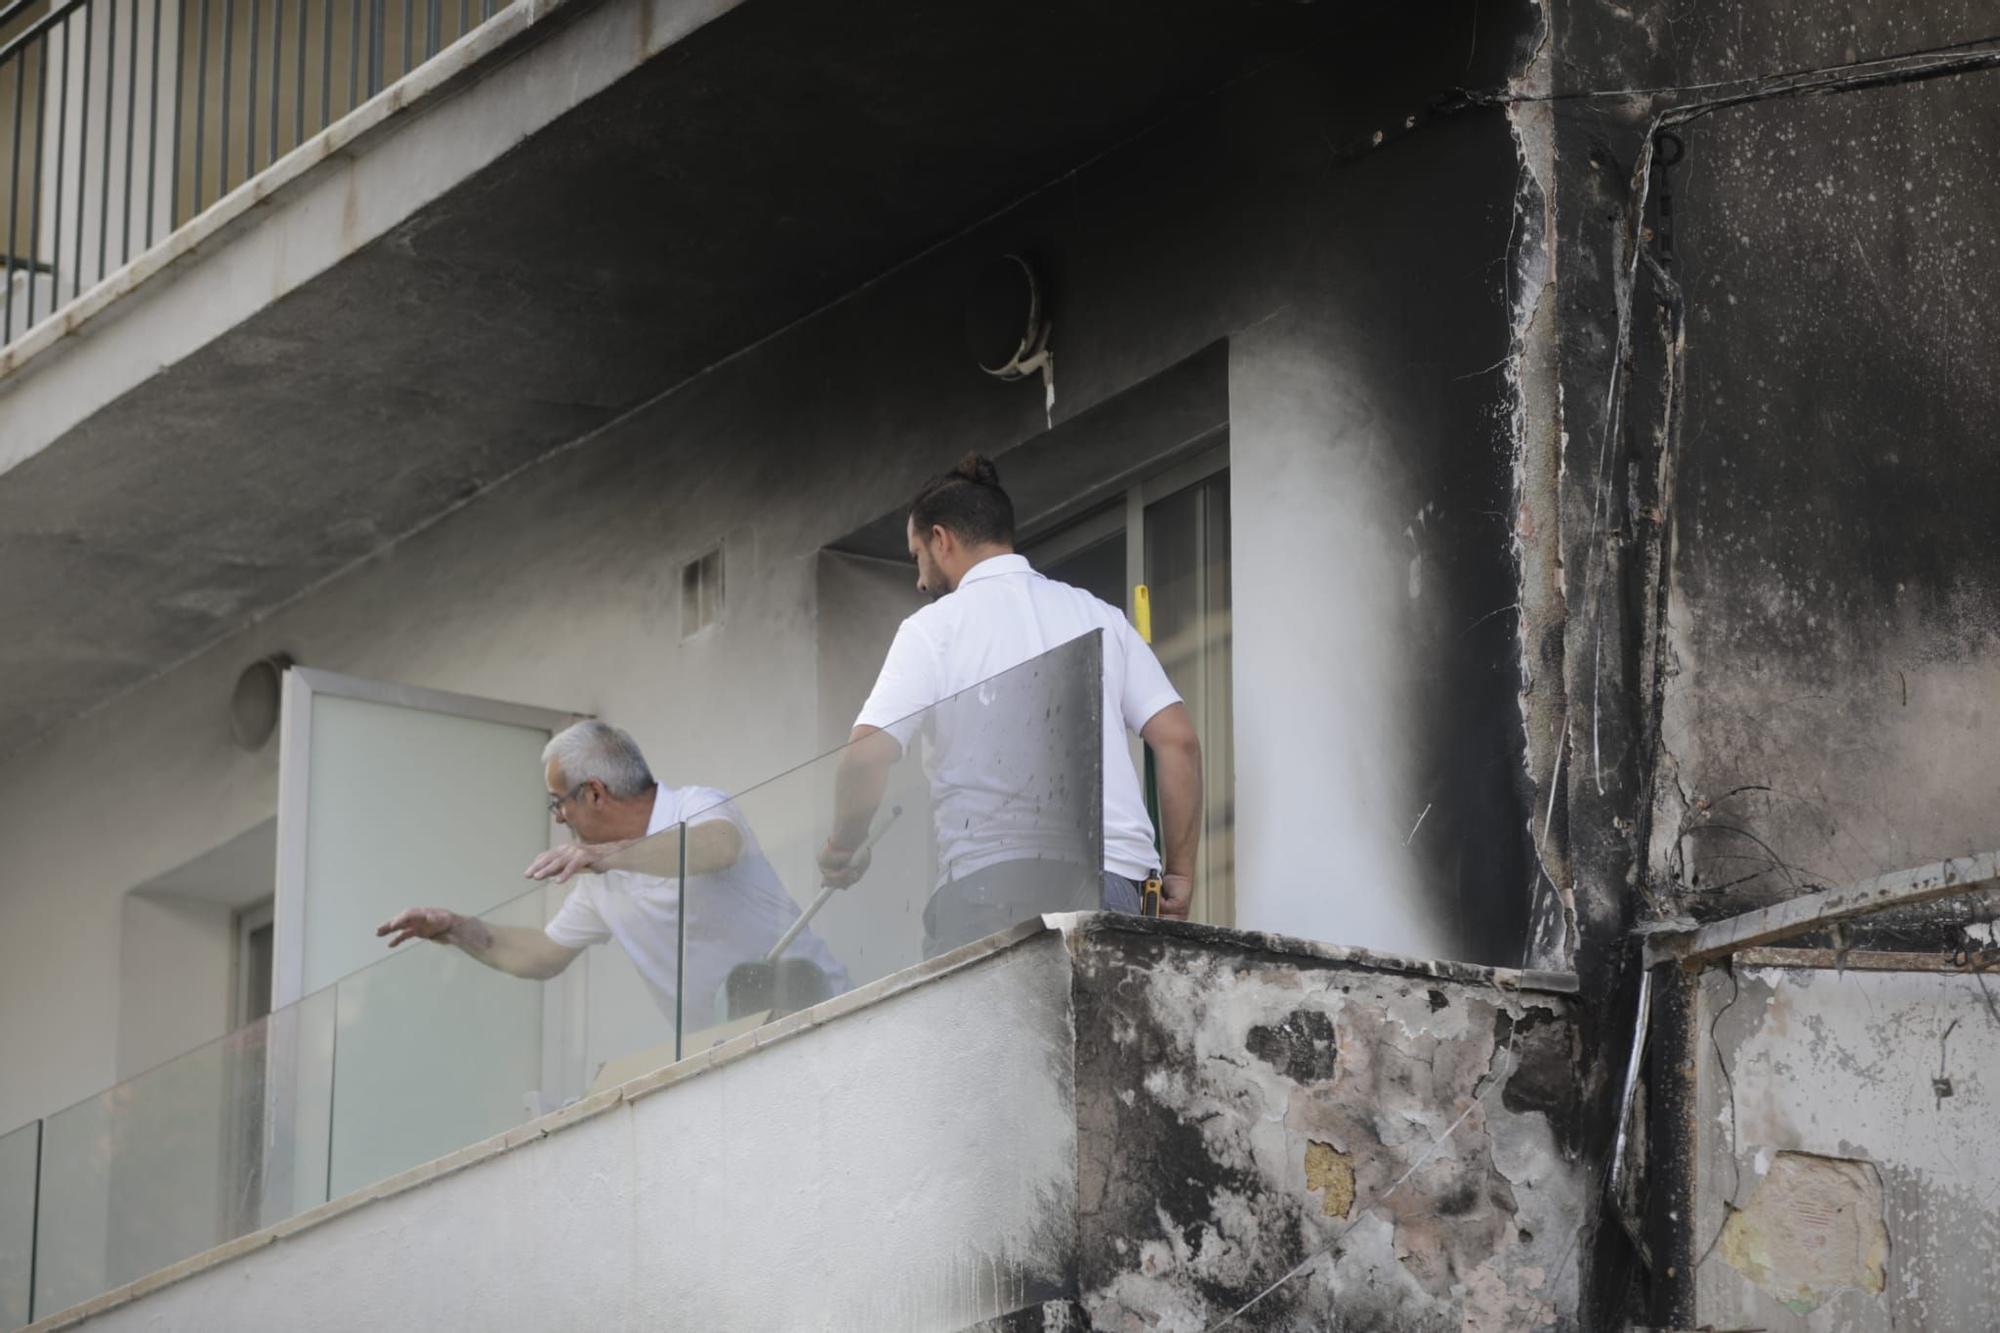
{"left": 542, "top": 720, "right": 655, "bottom": 799}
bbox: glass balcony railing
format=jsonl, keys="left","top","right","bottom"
{"left": 0, "top": 634, "right": 1105, "bottom": 1326}
{"left": 0, "top": 1121, "right": 33, "bottom": 1329}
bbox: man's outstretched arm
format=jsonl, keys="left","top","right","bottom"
{"left": 377, "top": 908, "right": 580, "bottom": 980}
{"left": 1141, "top": 702, "right": 1203, "bottom": 920}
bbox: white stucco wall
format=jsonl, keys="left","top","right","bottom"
{"left": 54, "top": 932, "right": 1080, "bottom": 1333}
{"left": 114, "top": 895, "right": 235, "bottom": 1082}
{"left": 1230, "top": 314, "right": 1449, "bottom": 961}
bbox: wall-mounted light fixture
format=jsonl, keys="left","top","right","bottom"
{"left": 681, "top": 547, "right": 724, "bottom": 639}
{"left": 230, "top": 653, "right": 293, "bottom": 750}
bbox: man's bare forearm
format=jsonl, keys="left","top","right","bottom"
{"left": 596, "top": 819, "right": 743, "bottom": 879}
{"left": 1153, "top": 740, "right": 1203, "bottom": 877}
{"left": 445, "top": 915, "right": 576, "bottom": 980}
{"left": 832, "top": 727, "right": 900, "bottom": 848}
{"left": 1142, "top": 704, "right": 1204, "bottom": 878}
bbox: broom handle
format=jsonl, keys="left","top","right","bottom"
{"left": 765, "top": 886, "right": 837, "bottom": 964}
{"left": 766, "top": 805, "right": 903, "bottom": 963}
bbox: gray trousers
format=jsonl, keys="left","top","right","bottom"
{"left": 922, "top": 861, "right": 1144, "bottom": 959}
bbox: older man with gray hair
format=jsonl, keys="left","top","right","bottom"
{"left": 379, "top": 720, "right": 846, "bottom": 1022}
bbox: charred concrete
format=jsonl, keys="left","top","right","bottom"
{"left": 1064, "top": 916, "right": 1584, "bottom": 1331}
{"left": 1502, "top": 0, "right": 2000, "bottom": 1320}
{"left": 1245, "top": 1009, "right": 1340, "bottom": 1087}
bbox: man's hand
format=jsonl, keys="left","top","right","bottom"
{"left": 816, "top": 838, "right": 873, "bottom": 890}
{"left": 377, "top": 907, "right": 459, "bottom": 947}
{"left": 1158, "top": 873, "right": 1194, "bottom": 921}
{"left": 525, "top": 841, "right": 628, "bottom": 884}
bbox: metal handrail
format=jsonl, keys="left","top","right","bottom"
{"left": 0, "top": 0, "right": 507, "bottom": 350}
{"left": 0, "top": 0, "right": 98, "bottom": 65}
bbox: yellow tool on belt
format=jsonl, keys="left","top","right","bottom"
{"left": 1134, "top": 585, "right": 1163, "bottom": 919}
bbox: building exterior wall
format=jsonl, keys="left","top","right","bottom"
{"left": 1533, "top": 0, "right": 2000, "bottom": 977}
{"left": 1514, "top": 0, "right": 2000, "bottom": 1314}
{"left": 0, "top": 19, "right": 1541, "bottom": 1137}
{"left": 1645, "top": 56, "right": 2000, "bottom": 917}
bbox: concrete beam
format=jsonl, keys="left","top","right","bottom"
{"left": 1647, "top": 851, "right": 2000, "bottom": 967}
{"left": 1733, "top": 946, "right": 2000, "bottom": 973}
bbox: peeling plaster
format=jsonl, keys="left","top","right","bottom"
{"left": 1505, "top": 2, "right": 1575, "bottom": 977}
{"left": 1304, "top": 1141, "right": 1355, "bottom": 1219}
{"left": 1718, "top": 1151, "right": 1888, "bottom": 1314}
{"left": 1693, "top": 964, "right": 2000, "bottom": 1328}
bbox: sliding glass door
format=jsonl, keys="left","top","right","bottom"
{"left": 1031, "top": 444, "right": 1234, "bottom": 925}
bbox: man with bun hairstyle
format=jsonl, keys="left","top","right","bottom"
{"left": 823, "top": 453, "right": 1203, "bottom": 956}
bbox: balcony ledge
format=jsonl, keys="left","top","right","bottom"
{"left": 27, "top": 914, "right": 1580, "bottom": 1332}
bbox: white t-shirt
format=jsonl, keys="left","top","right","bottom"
{"left": 854, "top": 553, "right": 1182, "bottom": 882}
{"left": 543, "top": 785, "right": 847, "bottom": 1018}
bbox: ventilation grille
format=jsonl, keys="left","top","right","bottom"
{"left": 681, "top": 547, "right": 723, "bottom": 638}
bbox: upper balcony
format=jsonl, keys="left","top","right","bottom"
{"left": 0, "top": 0, "right": 1296, "bottom": 763}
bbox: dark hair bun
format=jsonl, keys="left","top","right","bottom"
{"left": 911, "top": 452, "right": 1016, "bottom": 545}
{"left": 954, "top": 452, "right": 1001, "bottom": 488}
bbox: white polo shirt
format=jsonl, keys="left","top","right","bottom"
{"left": 543, "top": 785, "right": 847, "bottom": 1018}
{"left": 854, "top": 553, "right": 1182, "bottom": 882}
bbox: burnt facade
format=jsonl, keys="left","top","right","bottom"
{"left": 1514, "top": 0, "right": 2000, "bottom": 1324}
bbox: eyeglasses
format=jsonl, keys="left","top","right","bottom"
{"left": 546, "top": 783, "right": 588, "bottom": 816}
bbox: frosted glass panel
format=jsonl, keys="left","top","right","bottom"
{"left": 299, "top": 693, "right": 553, "bottom": 994}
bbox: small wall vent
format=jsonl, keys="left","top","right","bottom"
{"left": 681, "top": 547, "right": 724, "bottom": 638}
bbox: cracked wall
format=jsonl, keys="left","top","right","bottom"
{"left": 1068, "top": 922, "right": 1585, "bottom": 1331}
{"left": 1694, "top": 963, "right": 2000, "bottom": 1329}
